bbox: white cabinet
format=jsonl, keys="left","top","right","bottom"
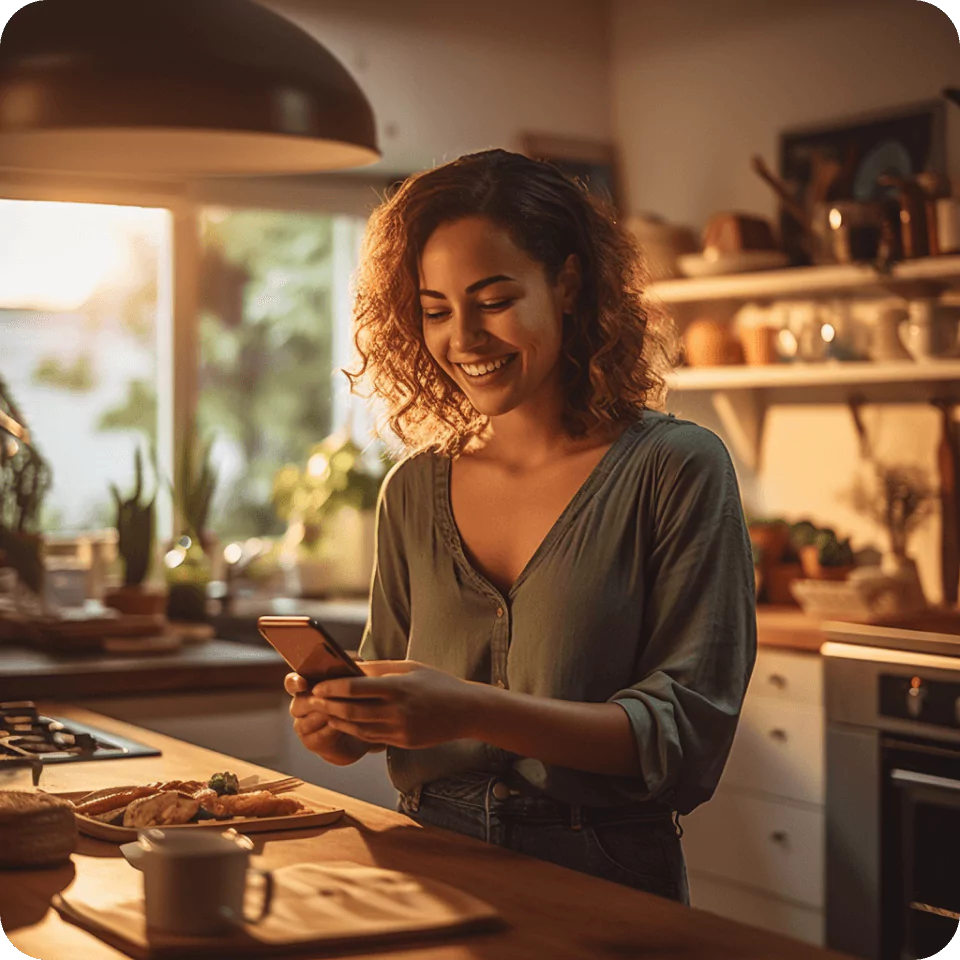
{"left": 683, "top": 647, "right": 825, "bottom": 946}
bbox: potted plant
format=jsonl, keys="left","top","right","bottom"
{"left": 165, "top": 417, "right": 220, "bottom": 623}
{"left": 104, "top": 447, "right": 165, "bottom": 616}
{"left": 798, "top": 527, "right": 855, "bottom": 581}
{"left": 848, "top": 463, "right": 934, "bottom": 607}
{"left": 748, "top": 517, "right": 801, "bottom": 605}
{"left": 272, "top": 431, "right": 391, "bottom": 597}
{"left": 0, "top": 379, "right": 51, "bottom": 599}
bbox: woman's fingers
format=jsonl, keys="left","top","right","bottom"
{"left": 321, "top": 697, "right": 390, "bottom": 723}
{"left": 359, "top": 659, "right": 422, "bottom": 677}
{"left": 284, "top": 672, "right": 308, "bottom": 696}
{"left": 327, "top": 716, "right": 392, "bottom": 743}
{"left": 294, "top": 711, "right": 330, "bottom": 738}
{"left": 289, "top": 694, "right": 329, "bottom": 719}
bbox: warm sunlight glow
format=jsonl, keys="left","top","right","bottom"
{"left": 820, "top": 323, "right": 836, "bottom": 343}
{"left": 0, "top": 200, "right": 149, "bottom": 312}
{"left": 164, "top": 549, "right": 185, "bottom": 569}
{"left": 307, "top": 453, "right": 329, "bottom": 478}
{"left": 223, "top": 543, "right": 243, "bottom": 565}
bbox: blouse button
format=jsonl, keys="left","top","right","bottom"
{"left": 496, "top": 606, "right": 504, "bottom": 618}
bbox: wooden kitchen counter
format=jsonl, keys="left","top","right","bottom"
{"left": 756, "top": 607, "right": 826, "bottom": 654}
{"left": 0, "top": 640, "right": 290, "bottom": 701}
{"left": 3, "top": 705, "right": 855, "bottom": 960}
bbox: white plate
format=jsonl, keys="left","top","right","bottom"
{"left": 678, "top": 251, "right": 789, "bottom": 277}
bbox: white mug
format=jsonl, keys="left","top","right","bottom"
{"left": 121, "top": 828, "right": 273, "bottom": 936}
{"left": 898, "top": 300, "right": 960, "bottom": 361}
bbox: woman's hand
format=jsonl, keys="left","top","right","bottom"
{"left": 307, "top": 661, "right": 481, "bottom": 749}
{"left": 285, "top": 673, "right": 381, "bottom": 766}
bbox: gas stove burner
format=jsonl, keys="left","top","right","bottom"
{"left": 0, "top": 701, "right": 160, "bottom": 763}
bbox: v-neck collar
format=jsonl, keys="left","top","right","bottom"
{"left": 434, "top": 417, "right": 645, "bottom": 604}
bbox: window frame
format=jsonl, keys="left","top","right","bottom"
{"left": 0, "top": 171, "right": 389, "bottom": 542}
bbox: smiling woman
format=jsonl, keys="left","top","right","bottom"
{"left": 287, "top": 149, "right": 757, "bottom": 907}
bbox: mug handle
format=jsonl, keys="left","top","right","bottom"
{"left": 243, "top": 869, "right": 274, "bottom": 925}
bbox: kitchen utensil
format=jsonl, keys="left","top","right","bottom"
{"left": 826, "top": 201, "right": 883, "bottom": 263}
{"left": 121, "top": 827, "right": 274, "bottom": 936}
{"left": 739, "top": 325, "right": 779, "bottom": 366}
{"left": 869, "top": 306, "right": 913, "bottom": 362}
{"left": 879, "top": 174, "right": 930, "bottom": 259}
{"left": 899, "top": 300, "right": 960, "bottom": 361}
{"left": 935, "top": 197, "right": 960, "bottom": 255}
{"left": 933, "top": 401, "right": 960, "bottom": 607}
{"left": 682, "top": 318, "right": 741, "bottom": 367}
{"left": 750, "top": 155, "right": 807, "bottom": 226}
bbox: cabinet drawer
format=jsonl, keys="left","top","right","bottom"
{"left": 689, "top": 871, "right": 824, "bottom": 946}
{"left": 752, "top": 648, "right": 822, "bottom": 705}
{"left": 723, "top": 695, "right": 824, "bottom": 804}
{"left": 682, "top": 789, "right": 824, "bottom": 907}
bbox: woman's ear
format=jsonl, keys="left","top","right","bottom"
{"left": 557, "top": 253, "right": 582, "bottom": 313}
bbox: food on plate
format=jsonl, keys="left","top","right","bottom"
{"left": 71, "top": 770, "right": 307, "bottom": 829}
{"left": 123, "top": 791, "right": 201, "bottom": 827}
{"left": 207, "top": 771, "right": 240, "bottom": 796}
{"left": 75, "top": 784, "right": 163, "bottom": 816}
{"left": 206, "top": 790, "right": 302, "bottom": 819}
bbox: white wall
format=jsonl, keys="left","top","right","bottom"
{"left": 261, "top": 0, "right": 614, "bottom": 176}
{"left": 612, "top": 0, "right": 960, "bottom": 602}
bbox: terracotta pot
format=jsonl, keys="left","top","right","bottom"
{"left": 683, "top": 318, "right": 742, "bottom": 367}
{"left": 739, "top": 325, "right": 780, "bottom": 366}
{"left": 103, "top": 585, "right": 167, "bottom": 617}
{"left": 749, "top": 522, "right": 791, "bottom": 566}
{"left": 763, "top": 562, "right": 803, "bottom": 605}
{"left": 799, "top": 545, "right": 853, "bottom": 581}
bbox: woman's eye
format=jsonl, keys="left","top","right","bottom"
{"left": 422, "top": 309, "right": 448, "bottom": 322}
{"left": 481, "top": 299, "right": 513, "bottom": 311}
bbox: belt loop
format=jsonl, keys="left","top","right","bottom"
{"left": 570, "top": 803, "right": 583, "bottom": 832}
{"left": 673, "top": 811, "right": 684, "bottom": 838}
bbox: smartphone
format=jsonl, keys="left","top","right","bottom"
{"left": 257, "top": 616, "right": 364, "bottom": 686}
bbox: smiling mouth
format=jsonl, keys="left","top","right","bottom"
{"left": 455, "top": 354, "right": 518, "bottom": 379}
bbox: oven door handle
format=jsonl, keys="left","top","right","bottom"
{"left": 890, "top": 768, "right": 960, "bottom": 793}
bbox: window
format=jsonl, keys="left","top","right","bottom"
{"left": 196, "top": 207, "right": 368, "bottom": 541}
{"left": 0, "top": 199, "right": 171, "bottom": 534}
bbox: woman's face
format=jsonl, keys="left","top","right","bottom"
{"left": 418, "top": 216, "right": 580, "bottom": 421}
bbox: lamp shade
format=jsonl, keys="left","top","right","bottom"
{"left": 0, "top": 0, "right": 380, "bottom": 177}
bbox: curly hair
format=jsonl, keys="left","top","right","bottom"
{"left": 345, "top": 148, "right": 678, "bottom": 457}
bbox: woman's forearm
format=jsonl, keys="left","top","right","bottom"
{"left": 463, "top": 683, "right": 642, "bottom": 778}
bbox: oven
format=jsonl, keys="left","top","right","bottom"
{"left": 823, "top": 628, "right": 960, "bottom": 960}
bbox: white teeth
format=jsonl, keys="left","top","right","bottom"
{"left": 459, "top": 355, "right": 513, "bottom": 377}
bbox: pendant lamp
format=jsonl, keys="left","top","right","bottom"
{"left": 0, "top": 0, "right": 380, "bottom": 177}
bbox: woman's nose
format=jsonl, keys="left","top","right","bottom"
{"left": 449, "top": 308, "right": 487, "bottom": 353}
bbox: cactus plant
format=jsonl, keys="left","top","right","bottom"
{"left": 111, "top": 447, "right": 156, "bottom": 588}
{"left": 176, "top": 416, "right": 219, "bottom": 543}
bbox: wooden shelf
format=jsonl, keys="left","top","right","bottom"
{"left": 647, "top": 255, "right": 960, "bottom": 305}
{"left": 665, "top": 360, "right": 960, "bottom": 470}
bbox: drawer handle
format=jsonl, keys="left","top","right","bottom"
{"left": 767, "top": 673, "right": 787, "bottom": 690}
{"left": 770, "top": 830, "right": 789, "bottom": 846}
{"left": 769, "top": 728, "right": 788, "bottom": 743}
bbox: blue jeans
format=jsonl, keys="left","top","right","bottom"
{"left": 398, "top": 772, "right": 690, "bottom": 905}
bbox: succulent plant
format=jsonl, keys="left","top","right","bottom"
{"left": 111, "top": 447, "right": 156, "bottom": 588}
{"left": 176, "top": 417, "right": 218, "bottom": 542}
{"left": 789, "top": 520, "right": 818, "bottom": 551}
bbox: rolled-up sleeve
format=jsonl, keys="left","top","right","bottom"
{"left": 358, "top": 462, "right": 411, "bottom": 663}
{"left": 609, "top": 426, "right": 757, "bottom": 814}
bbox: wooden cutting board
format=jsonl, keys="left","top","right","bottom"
{"left": 52, "top": 859, "right": 503, "bottom": 958}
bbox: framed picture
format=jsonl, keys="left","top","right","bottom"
{"left": 520, "top": 133, "right": 623, "bottom": 211}
{"left": 777, "top": 99, "right": 947, "bottom": 261}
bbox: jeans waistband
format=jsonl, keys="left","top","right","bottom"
{"left": 402, "top": 773, "right": 676, "bottom": 830}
